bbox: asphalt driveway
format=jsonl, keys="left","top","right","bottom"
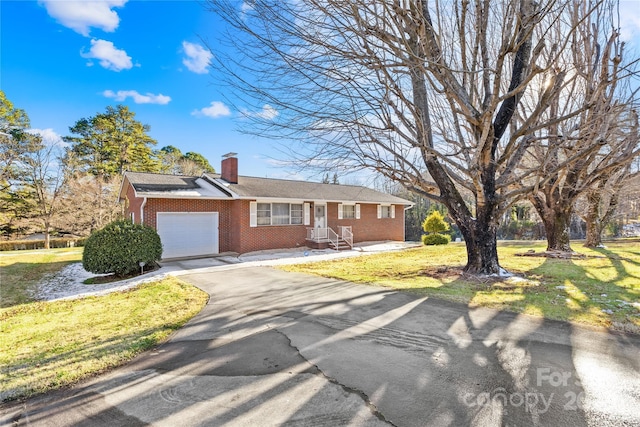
{"left": 2, "top": 266, "right": 639, "bottom": 426}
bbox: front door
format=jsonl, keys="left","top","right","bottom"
{"left": 315, "top": 204, "right": 326, "bottom": 229}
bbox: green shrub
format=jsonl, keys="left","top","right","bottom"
{"left": 422, "top": 211, "right": 451, "bottom": 245}
{"left": 422, "top": 233, "right": 451, "bottom": 246}
{"left": 422, "top": 210, "right": 450, "bottom": 234}
{"left": 83, "top": 221, "right": 162, "bottom": 276}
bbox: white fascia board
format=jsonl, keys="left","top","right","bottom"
{"left": 117, "top": 175, "right": 130, "bottom": 203}
{"left": 311, "top": 199, "right": 402, "bottom": 205}
{"left": 134, "top": 192, "right": 232, "bottom": 200}
{"left": 249, "top": 197, "right": 307, "bottom": 204}
{"left": 207, "top": 177, "right": 241, "bottom": 199}
{"left": 195, "top": 177, "right": 234, "bottom": 198}
{"left": 234, "top": 195, "right": 412, "bottom": 206}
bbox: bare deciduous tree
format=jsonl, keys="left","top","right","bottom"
{"left": 578, "top": 164, "right": 640, "bottom": 246}
{"left": 54, "top": 173, "right": 121, "bottom": 236}
{"left": 525, "top": 1, "right": 639, "bottom": 252}
{"left": 208, "top": 0, "right": 637, "bottom": 274}
{"left": 19, "top": 134, "right": 66, "bottom": 249}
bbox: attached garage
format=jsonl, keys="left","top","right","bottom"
{"left": 157, "top": 212, "right": 219, "bottom": 259}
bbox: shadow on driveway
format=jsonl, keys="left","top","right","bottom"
{"left": 2, "top": 267, "right": 639, "bottom": 426}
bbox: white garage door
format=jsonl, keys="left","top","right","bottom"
{"left": 157, "top": 212, "right": 219, "bottom": 259}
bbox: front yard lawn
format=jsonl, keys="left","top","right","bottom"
{"left": 0, "top": 277, "right": 208, "bottom": 401}
{"left": 0, "top": 248, "right": 83, "bottom": 307}
{"left": 281, "top": 241, "right": 640, "bottom": 333}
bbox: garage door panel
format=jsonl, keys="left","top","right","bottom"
{"left": 157, "top": 213, "right": 219, "bottom": 259}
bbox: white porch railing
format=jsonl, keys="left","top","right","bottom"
{"left": 307, "top": 226, "right": 353, "bottom": 250}
{"left": 327, "top": 227, "right": 339, "bottom": 250}
{"left": 340, "top": 226, "right": 353, "bottom": 248}
{"left": 307, "top": 227, "right": 328, "bottom": 241}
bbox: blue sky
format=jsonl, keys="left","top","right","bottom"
{"left": 1, "top": 0, "right": 289, "bottom": 178}
{"left": 2, "top": 1, "right": 640, "bottom": 181}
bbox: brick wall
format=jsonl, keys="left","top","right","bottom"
{"left": 125, "top": 181, "right": 405, "bottom": 254}
{"left": 125, "top": 182, "right": 143, "bottom": 223}
{"left": 238, "top": 199, "right": 308, "bottom": 253}
{"left": 326, "top": 202, "right": 404, "bottom": 242}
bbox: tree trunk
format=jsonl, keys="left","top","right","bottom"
{"left": 542, "top": 208, "right": 573, "bottom": 252}
{"left": 584, "top": 218, "right": 603, "bottom": 247}
{"left": 43, "top": 220, "right": 51, "bottom": 250}
{"left": 461, "top": 225, "right": 501, "bottom": 275}
{"left": 454, "top": 203, "right": 502, "bottom": 275}
{"left": 584, "top": 191, "right": 603, "bottom": 247}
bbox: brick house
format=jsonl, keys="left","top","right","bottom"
{"left": 119, "top": 155, "right": 412, "bottom": 259}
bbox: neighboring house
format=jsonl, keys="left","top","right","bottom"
{"left": 119, "top": 154, "right": 412, "bottom": 259}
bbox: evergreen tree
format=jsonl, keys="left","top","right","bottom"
{"left": 64, "top": 105, "right": 160, "bottom": 179}
{"left": 0, "top": 90, "right": 33, "bottom": 189}
{"left": 422, "top": 210, "right": 451, "bottom": 246}
{"left": 422, "top": 210, "right": 450, "bottom": 234}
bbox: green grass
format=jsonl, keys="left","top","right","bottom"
{"left": 0, "top": 277, "right": 208, "bottom": 401}
{"left": 281, "top": 241, "right": 640, "bottom": 333}
{"left": 0, "top": 248, "right": 83, "bottom": 307}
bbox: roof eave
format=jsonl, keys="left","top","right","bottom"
{"left": 133, "top": 192, "right": 233, "bottom": 200}
{"left": 235, "top": 195, "right": 412, "bottom": 205}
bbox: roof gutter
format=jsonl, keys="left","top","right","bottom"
{"left": 140, "top": 197, "right": 147, "bottom": 224}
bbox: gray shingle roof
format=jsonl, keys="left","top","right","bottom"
{"left": 207, "top": 174, "right": 410, "bottom": 204}
{"left": 123, "top": 171, "right": 411, "bottom": 205}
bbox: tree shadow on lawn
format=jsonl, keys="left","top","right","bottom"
{"left": 1, "top": 325, "right": 174, "bottom": 402}
{"left": 404, "top": 245, "right": 640, "bottom": 334}
{"left": 0, "top": 261, "right": 74, "bottom": 308}
{"left": 516, "top": 252, "right": 640, "bottom": 334}
{"left": 592, "top": 246, "right": 640, "bottom": 269}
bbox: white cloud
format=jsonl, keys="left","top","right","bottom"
{"left": 240, "top": 2, "right": 254, "bottom": 20}
{"left": 619, "top": 1, "right": 640, "bottom": 42}
{"left": 192, "top": 101, "right": 231, "bottom": 118}
{"left": 27, "top": 128, "right": 67, "bottom": 148}
{"left": 181, "top": 41, "right": 213, "bottom": 74}
{"left": 40, "top": 0, "right": 127, "bottom": 36}
{"left": 103, "top": 90, "right": 171, "bottom": 105}
{"left": 242, "top": 104, "right": 279, "bottom": 120}
{"left": 255, "top": 104, "right": 279, "bottom": 120}
{"left": 81, "top": 39, "right": 132, "bottom": 71}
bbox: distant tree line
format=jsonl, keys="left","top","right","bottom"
{"left": 398, "top": 188, "right": 639, "bottom": 245}
{"left": 0, "top": 92, "right": 215, "bottom": 246}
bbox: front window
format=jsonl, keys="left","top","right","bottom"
{"left": 380, "top": 205, "right": 392, "bottom": 218}
{"left": 342, "top": 204, "right": 356, "bottom": 219}
{"left": 272, "top": 203, "right": 290, "bottom": 225}
{"left": 257, "top": 203, "right": 271, "bottom": 225}
{"left": 257, "top": 202, "right": 304, "bottom": 225}
{"left": 291, "top": 204, "right": 303, "bottom": 224}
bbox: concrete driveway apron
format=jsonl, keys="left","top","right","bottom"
{"left": 2, "top": 266, "right": 639, "bottom": 426}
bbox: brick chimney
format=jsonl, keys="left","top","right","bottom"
{"left": 221, "top": 152, "right": 238, "bottom": 183}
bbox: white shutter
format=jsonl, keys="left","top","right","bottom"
{"left": 355, "top": 204, "right": 361, "bottom": 219}
{"left": 338, "top": 204, "right": 343, "bottom": 219}
{"left": 303, "top": 203, "right": 310, "bottom": 225}
{"left": 377, "top": 205, "right": 381, "bottom": 219}
{"left": 391, "top": 205, "right": 396, "bottom": 218}
{"left": 249, "top": 201, "right": 257, "bottom": 227}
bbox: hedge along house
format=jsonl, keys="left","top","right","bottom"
{"left": 119, "top": 154, "right": 412, "bottom": 259}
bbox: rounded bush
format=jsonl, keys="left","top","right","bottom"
{"left": 83, "top": 220, "right": 162, "bottom": 276}
{"left": 422, "top": 233, "right": 451, "bottom": 246}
